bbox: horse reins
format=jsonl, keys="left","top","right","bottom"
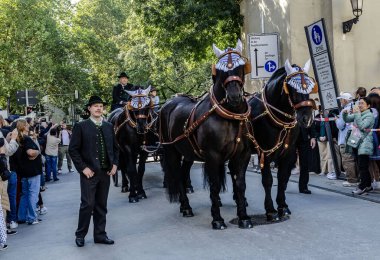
{"left": 246, "top": 71, "right": 316, "bottom": 168}
{"left": 114, "top": 100, "right": 155, "bottom": 136}
{"left": 160, "top": 84, "right": 250, "bottom": 159}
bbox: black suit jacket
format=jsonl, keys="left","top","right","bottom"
{"left": 69, "top": 119, "right": 119, "bottom": 174}
{"left": 112, "top": 83, "right": 135, "bottom": 105}
{"left": 297, "top": 125, "right": 317, "bottom": 144}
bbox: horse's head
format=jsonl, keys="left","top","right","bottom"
{"left": 212, "top": 39, "right": 251, "bottom": 107}
{"left": 126, "top": 86, "right": 153, "bottom": 134}
{"left": 283, "top": 59, "right": 317, "bottom": 128}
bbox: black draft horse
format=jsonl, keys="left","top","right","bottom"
{"left": 109, "top": 86, "right": 158, "bottom": 203}
{"left": 232, "top": 59, "right": 317, "bottom": 221}
{"left": 160, "top": 40, "right": 254, "bottom": 229}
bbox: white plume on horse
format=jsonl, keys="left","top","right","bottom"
{"left": 284, "top": 59, "right": 315, "bottom": 95}
{"left": 126, "top": 86, "right": 152, "bottom": 109}
{"left": 213, "top": 39, "right": 246, "bottom": 72}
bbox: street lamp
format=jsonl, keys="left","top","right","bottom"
{"left": 343, "top": 0, "right": 363, "bottom": 33}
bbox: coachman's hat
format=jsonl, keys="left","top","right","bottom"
{"left": 118, "top": 72, "right": 129, "bottom": 79}
{"left": 86, "top": 95, "right": 107, "bottom": 107}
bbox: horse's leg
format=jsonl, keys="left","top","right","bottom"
{"left": 229, "top": 163, "right": 248, "bottom": 208}
{"left": 126, "top": 148, "right": 139, "bottom": 203}
{"left": 164, "top": 146, "right": 193, "bottom": 217}
{"left": 182, "top": 159, "right": 194, "bottom": 194}
{"left": 276, "top": 151, "right": 296, "bottom": 218}
{"left": 261, "top": 157, "right": 279, "bottom": 221}
{"left": 205, "top": 158, "right": 226, "bottom": 229}
{"left": 119, "top": 154, "right": 129, "bottom": 193}
{"left": 137, "top": 151, "right": 148, "bottom": 199}
{"left": 229, "top": 153, "right": 253, "bottom": 229}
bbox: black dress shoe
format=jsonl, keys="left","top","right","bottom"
{"left": 299, "top": 189, "right": 312, "bottom": 194}
{"left": 76, "top": 237, "right": 85, "bottom": 247}
{"left": 94, "top": 237, "right": 114, "bottom": 245}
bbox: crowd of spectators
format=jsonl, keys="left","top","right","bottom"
{"left": 291, "top": 86, "right": 380, "bottom": 195}
{"left": 0, "top": 116, "right": 72, "bottom": 250}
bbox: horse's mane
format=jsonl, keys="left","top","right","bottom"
{"left": 266, "top": 67, "right": 286, "bottom": 90}
{"left": 174, "top": 91, "right": 208, "bottom": 102}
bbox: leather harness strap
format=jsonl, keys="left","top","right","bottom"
{"left": 114, "top": 102, "right": 155, "bottom": 136}
{"left": 294, "top": 100, "right": 316, "bottom": 110}
{"left": 161, "top": 85, "right": 250, "bottom": 160}
{"left": 223, "top": 75, "right": 243, "bottom": 87}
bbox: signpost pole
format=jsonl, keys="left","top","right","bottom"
{"left": 305, "top": 18, "right": 342, "bottom": 178}
{"left": 25, "top": 89, "right": 29, "bottom": 116}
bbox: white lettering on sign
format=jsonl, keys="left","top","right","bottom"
{"left": 248, "top": 33, "right": 279, "bottom": 79}
{"left": 306, "top": 20, "right": 339, "bottom": 110}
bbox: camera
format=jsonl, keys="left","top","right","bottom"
{"left": 0, "top": 154, "right": 11, "bottom": 181}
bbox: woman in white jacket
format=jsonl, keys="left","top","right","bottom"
{"left": 0, "top": 129, "right": 19, "bottom": 251}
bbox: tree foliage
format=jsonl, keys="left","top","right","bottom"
{"left": 0, "top": 0, "right": 243, "bottom": 114}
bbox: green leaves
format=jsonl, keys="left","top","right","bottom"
{"left": 0, "top": 0, "right": 243, "bottom": 113}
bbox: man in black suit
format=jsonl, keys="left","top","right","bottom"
{"left": 69, "top": 95, "right": 119, "bottom": 247}
{"left": 111, "top": 72, "right": 135, "bottom": 111}
{"left": 296, "top": 126, "right": 317, "bottom": 194}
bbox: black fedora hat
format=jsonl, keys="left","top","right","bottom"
{"left": 118, "top": 72, "right": 129, "bottom": 79}
{"left": 86, "top": 95, "right": 107, "bottom": 107}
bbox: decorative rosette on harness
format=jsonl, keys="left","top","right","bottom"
{"left": 126, "top": 86, "right": 152, "bottom": 110}
{"left": 212, "top": 39, "right": 251, "bottom": 77}
{"left": 283, "top": 59, "right": 318, "bottom": 95}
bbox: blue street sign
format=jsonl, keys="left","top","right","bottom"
{"left": 264, "top": 60, "right": 277, "bottom": 73}
{"left": 312, "top": 25, "right": 323, "bottom": 45}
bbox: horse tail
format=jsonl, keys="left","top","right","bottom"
{"left": 203, "top": 162, "right": 227, "bottom": 192}
{"left": 162, "top": 147, "right": 181, "bottom": 202}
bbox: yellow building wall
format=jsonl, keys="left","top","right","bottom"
{"left": 241, "top": 0, "right": 380, "bottom": 95}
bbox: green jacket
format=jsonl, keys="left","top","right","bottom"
{"left": 343, "top": 109, "right": 375, "bottom": 155}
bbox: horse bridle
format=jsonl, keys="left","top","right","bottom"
{"left": 212, "top": 49, "right": 251, "bottom": 89}
{"left": 114, "top": 98, "right": 155, "bottom": 135}
{"left": 247, "top": 69, "right": 317, "bottom": 167}
{"left": 282, "top": 69, "right": 318, "bottom": 110}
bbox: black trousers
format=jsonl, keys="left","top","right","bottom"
{"left": 298, "top": 141, "right": 311, "bottom": 191}
{"left": 75, "top": 171, "right": 110, "bottom": 240}
{"left": 357, "top": 154, "right": 371, "bottom": 189}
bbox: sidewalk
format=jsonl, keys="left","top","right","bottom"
{"left": 287, "top": 171, "right": 380, "bottom": 204}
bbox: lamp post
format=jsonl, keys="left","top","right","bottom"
{"left": 343, "top": 0, "right": 363, "bottom": 33}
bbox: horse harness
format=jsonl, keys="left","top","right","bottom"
{"left": 113, "top": 98, "right": 158, "bottom": 150}
{"left": 160, "top": 85, "right": 251, "bottom": 160}
{"left": 246, "top": 70, "right": 317, "bottom": 168}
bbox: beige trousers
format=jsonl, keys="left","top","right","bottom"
{"left": 340, "top": 145, "right": 358, "bottom": 183}
{"left": 319, "top": 140, "right": 341, "bottom": 173}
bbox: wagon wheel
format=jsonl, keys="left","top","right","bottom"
{"left": 112, "top": 171, "right": 119, "bottom": 187}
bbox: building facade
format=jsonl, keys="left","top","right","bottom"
{"left": 241, "top": 0, "right": 380, "bottom": 95}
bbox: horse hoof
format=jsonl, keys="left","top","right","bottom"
{"left": 238, "top": 219, "right": 253, "bottom": 229}
{"left": 186, "top": 187, "right": 194, "bottom": 194}
{"left": 266, "top": 212, "right": 280, "bottom": 222}
{"left": 278, "top": 207, "right": 291, "bottom": 219}
{"left": 182, "top": 209, "right": 194, "bottom": 217}
{"left": 129, "top": 197, "right": 139, "bottom": 203}
{"left": 284, "top": 207, "right": 292, "bottom": 215}
{"left": 212, "top": 221, "right": 227, "bottom": 230}
{"left": 137, "top": 192, "right": 147, "bottom": 199}
{"left": 121, "top": 186, "right": 129, "bottom": 193}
